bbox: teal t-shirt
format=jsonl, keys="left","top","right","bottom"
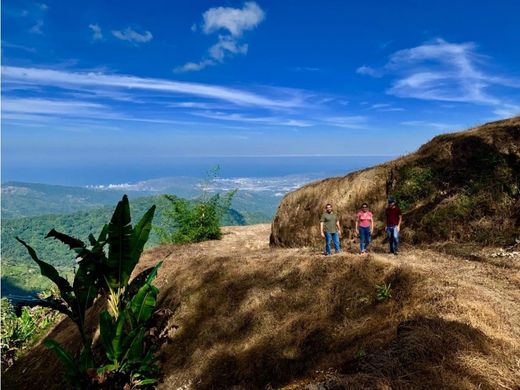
{"left": 320, "top": 212, "right": 338, "bottom": 233}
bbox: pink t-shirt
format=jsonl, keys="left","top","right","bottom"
{"left": 357, "top": 210, "right": 373, "bottom": 228}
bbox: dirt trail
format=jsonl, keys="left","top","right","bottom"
{"left": 3, "top": 224, "right": 520, "bottom": 390}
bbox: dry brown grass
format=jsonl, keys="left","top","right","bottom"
{"left": 3, "top": 225, "right": 520, "bottom": 389}
{"left": 270, "top": 116, "right": 520, "bottom": 248}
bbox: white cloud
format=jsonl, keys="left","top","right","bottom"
{"left": 493, "top": 104, "right": 520, "bottom": 118}
{"left": 2, "top": 66, "right": 303, "bottom": 108}
{"left": 176, "top": 1, "right": 264, "bottom": 72}
{"left": 209, "top": 35, "right": 248, "bottom": 61}
{"left": 359, "top": 39, "right": 520, "bottom": 112}
{"left": 368, "top": 103, "right": 404, "bottom": 112}
{"left": 89, "top": 24, "right": 103, "bottom": 41}
{"left": 29, "top": 20, "right": 43, "bottom": 34}
{"left": 202, "top": 1, "right": 265, "bottom": 37}
{"left": 356, "top": 65, "right": 381, "bottom": 77}
{"left": 192, "top": 111, "right": 313, "bottom": 127}
{"left": 112, "top": 27, "right": 153, "bottom": 43}
{"left": 2, "top": 97, "right": 109, "bottom": 116}
{"left": 174, "top": 59, "right": 215, "bottom": 73}
{"left": 324, "top": 116, "right": 368, "bottom": 129}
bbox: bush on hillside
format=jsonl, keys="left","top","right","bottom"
{"left": 156, "top": 167, "right": 237, "bottom": 244}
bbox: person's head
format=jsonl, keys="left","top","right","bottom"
{"left": 325, "top": 203, "right": 333, "bottom": 213}
{"left": 388, "top": 197, "right": 396, "bottom": 208}
{"left": 361, "top": 203, "right": 369, "bottom": 211}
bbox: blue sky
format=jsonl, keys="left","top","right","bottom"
{"left": 2, "top": 0, "right": 520, "bottom": 182}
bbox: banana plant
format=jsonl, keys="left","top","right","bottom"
{"left": 16, "top": 195, "right": 161, "bottom": 388}
{"left": 98, "top": 261, "right": 162, "bottom": 386}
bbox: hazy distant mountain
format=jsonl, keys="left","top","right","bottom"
{"left": 1, "top": 174, "right": 313, "bottom": 219}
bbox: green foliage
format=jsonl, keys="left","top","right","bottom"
{"left": 1, "top": 295, "right": 61, "bottom": 368}
{"left": 375, "top": 282, "right": 392, "bottom": 302}
{"left": 392, "top": 166, "right": 436, "bottom": 211}
{"left": 15, "top": 195, "right": 162, "bottom": 388}
{"left": 97, "top": 262, "right": 162, "bottom": 386}
{"left": 156, "top": 168, "right": 237, "bottom": 244}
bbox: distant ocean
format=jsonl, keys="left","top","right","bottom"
{"left": 2, "top": 156, "right": 394, "bottom": 186}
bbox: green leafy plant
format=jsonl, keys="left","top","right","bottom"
{"left": 156, "top": 167, "right": 237, "bottom": 244}
{"left": 16, "top": 195, "right": 162, "bottom": 388}
{"left": 375, "top": 282, "right": 392, "bottom": 302}
{"left": 1, "top": 296, "right": 62, "bottom": 368}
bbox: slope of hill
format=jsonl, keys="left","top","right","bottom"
{"left": 3, "top": 225, "right": 519, "bottom": 389}
{"left": 270, "top": 117, "right": 520, "bottom": 248}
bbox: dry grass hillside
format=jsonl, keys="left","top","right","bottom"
{"left": 270, "top": 117, "right": 520, "bottom": 248}
{"left": 3, "top": 225, "right": 520, "bottom": 389}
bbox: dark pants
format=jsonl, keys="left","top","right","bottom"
{"left": 324, "top": 232, "right": 340, "bottom": 255}
{"left": 386, "top": 226, "right": 399, "bottom": 253}
{"left": 359, "top": 226, "right": 371, "bottom": 252}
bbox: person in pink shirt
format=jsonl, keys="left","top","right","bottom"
{"left": 355, "top": 202, "right": 374, "bottom": 254}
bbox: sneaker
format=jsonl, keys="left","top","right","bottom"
{"left": 394, "top": 251, "right": 399, "bottom": 256}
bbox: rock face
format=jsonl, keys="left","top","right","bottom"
{"left": 270, "top": 116, "right": 520, "bottom": 248}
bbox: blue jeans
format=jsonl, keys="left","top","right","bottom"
{"left": 324, "top": 232, "right": 340, "bottom": 255}
{"left": 386, "top": 226, "right": 399, "bottom": 253}
{"left": 359, "top": 226, "right": 371, "bottom": 252}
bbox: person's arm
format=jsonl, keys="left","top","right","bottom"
{"left": 336, "top": 219, "right": 341, "bottom": 237}
{"left": 397, "top": 214, "right": 402, "bottom": 232}
{"left": 370, "top": 213, "right": 374, "bottom": 235}
{"left": 355, "top": 214, "right": 359, "bottom": 235}
{"left": 320, "top": 221, "right": 325, "bottom": 238}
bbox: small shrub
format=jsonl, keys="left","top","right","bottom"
{"left": 375, "top": 283, "right": 392, "bottom": 302}
{"left": 156, "top": 167, "right": 236, "bottom": 244}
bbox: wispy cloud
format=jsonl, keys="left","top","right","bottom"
{"left": 112, "top": 27, "right": 153, "bottom": 43}
{"left": 401, "top": 120, "right": 461, "bottom": 130}
{"left": 191, "top": 111, "right": 313, "bottom": 127}
{"left": 2, "top": 41, "right": 36, "bottom": 53}
{"left": 2, "top": 66, "right": 305, "bottom": 108}
{"left": 2, "top": 97, "right": 110, "bottom": 117}
{"left": 356, "top": 65, "right": 382, "bottom": 77}
{"left": 174, "top": 59, "right": 215, "bottom": 73}
{"left": 324, "top": 116, "right": 368, "bottom": 129}
{"left": 290, "top": 67, "right": 321, "bottom": 72}
{"left": 29, "top": 20, "right": 44, "bottom": 34}
{"left": 176, "top": 1, "right": 264, "bottom": 73}
{"left": 89, "top": 24, "right": 103, "bottom": 41}
{"left": 357, "top": 39, "right": 520, "bottom": 114}
{"left": 368, "top": 103, "right": 405, "bottom": 112}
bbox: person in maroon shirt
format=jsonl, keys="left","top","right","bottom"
{"left": 385, "top": 197, "right": 402, "bottom": 255}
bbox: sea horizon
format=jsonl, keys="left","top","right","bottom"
{"left": 1, "top": 155, "right": 395, "bottom": 187}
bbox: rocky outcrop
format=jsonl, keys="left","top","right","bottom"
{"left": 270, "top": 117, "right": 520, "bottom": 248}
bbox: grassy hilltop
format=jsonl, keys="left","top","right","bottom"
{"left": 271, "top": 116, "right": 520, "bottom": 248}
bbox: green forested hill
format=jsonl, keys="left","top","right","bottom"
{"left": 1, "top": 192, "right": 278, "bottom": 296}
